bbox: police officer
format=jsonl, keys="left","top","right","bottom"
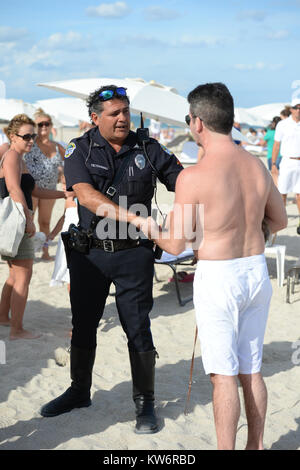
{"left": 40, "top": 85, "right": 183, "bottom": 433}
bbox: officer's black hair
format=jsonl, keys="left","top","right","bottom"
{"left": 86, "top": 84, "right": 130, "bottom": 119}
{"left": 187, "top": 82, "right": 234, "bottom": 135}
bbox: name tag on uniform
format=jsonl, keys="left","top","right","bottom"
{"left": 91, "top": 163, "right": 108, "bottom": 170}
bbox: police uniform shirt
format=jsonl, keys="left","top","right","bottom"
{"left": 64, "top": 127, "right": 183, "bottom": 235}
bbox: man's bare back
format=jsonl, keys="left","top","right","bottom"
{"left": 168, "top": 140, "right": 287, "bottom": 260}
{"left": 188, "top": 143, "right": 270, "bottom": 259}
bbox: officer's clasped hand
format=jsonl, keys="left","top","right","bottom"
{"left": 134, "top": 216, "right": 161, "bottom": 241}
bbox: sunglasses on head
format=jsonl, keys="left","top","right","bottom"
{"left": 98, "top": 87, "right": 127, "bottom": 101}
{"left": 16, "top": 133, "right": 37, "bottom": 142}
{"left": 37, "top": 121, "right": 51, "bottom": 128}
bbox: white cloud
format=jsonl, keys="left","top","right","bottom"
{"left": 45, "top": 31, "right": 89, "bottom": 51}
{"left": 266, "top": 30, "right": 289, "bottom": 39}
{"left": 179, "top": 35, "right": 222, "bottom": 47}
{"left": 86, "top": 1, "right": 131, "bottom": 18}
{"left": 117, "top": 33, "right": 223, "bottom": 49}
{"left": 144, "top": 6, "right": 181, "bottom": 21}
{"left": 236, "top": 10, "right": 267, "bottom": 22}
{"left": 0, "top": 26, "right": 29, "bottom": 42}
{"left": 234, "top": 62, "right": 283, "bottom": 71}
{"left": 118, "top": 34, "right": 166, "bottom": 47}
{"left": 0, "top": 41, "right": 17, "bottom": 51}
{"left": 15, "top": 45, "right": 58, "bottom": 68}
{"left": 1, "top": 30, "right": 91, "bottom": 75}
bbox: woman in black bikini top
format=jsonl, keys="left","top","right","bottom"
{"left": 0, "top": 114, "right": 65, "bottom": 340}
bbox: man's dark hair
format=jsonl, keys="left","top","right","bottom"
{"left": 187, "top": 82, "right": 234, "bottom": 134}
{"left": 86, "top": 84, "right": 130, "bottom": 118}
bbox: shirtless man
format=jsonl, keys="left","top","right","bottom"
{"left": 136, "top": 83, "right": 287, "bottom": 450}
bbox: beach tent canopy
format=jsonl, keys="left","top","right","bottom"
{"left": 0, "top": 99, "right": 37, "bottom": 121}
{"left": 34, "top": 97, "right": 90, "bottom": 127}
{"left": 38, "top": 77, "right": 189, "bottom": 128}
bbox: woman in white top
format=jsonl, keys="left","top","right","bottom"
{"left": 24, "top": 109, "right": 65, "bottom": 260}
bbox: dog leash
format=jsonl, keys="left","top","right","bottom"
{"left": 184, "top": 325, "right": 198, "bottom": 415}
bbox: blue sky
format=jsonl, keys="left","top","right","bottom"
{"left": 1, "top": 0, "right": 300, "bottom": 107}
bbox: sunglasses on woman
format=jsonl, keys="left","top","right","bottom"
{"left": 98, "top": 87, "right": 127, "bottom": 101}
{"left": 16, "top": 133, "right": 37, "bottom": 142}
{"left": 37, "top": 121, "right": 51, "bottom": 128}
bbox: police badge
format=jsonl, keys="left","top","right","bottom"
{"left": 135, "top": 154, "right": 146, "bottom": 170}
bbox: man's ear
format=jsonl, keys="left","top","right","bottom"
{"left": 91, "top": 112, "right": 99, "bottom": 126}
{"left": 195, "top": 116, "right": 203, "bottom": 134}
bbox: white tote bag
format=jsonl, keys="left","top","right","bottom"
{"left": 0, "top": 196, "right": 26, "bottom": 257}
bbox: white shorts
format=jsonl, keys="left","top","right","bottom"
{"left": 278, "top": 158, "right": 300, "bottom": 194}
{"left": 193, "top": 254, "right": 272, "bottom": 376}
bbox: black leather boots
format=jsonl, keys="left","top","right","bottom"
{"left": 40, "top": 345, "right": 96, "bottom": 417}
{"left": 129, "top": 349, "right": 159, "bottom": 434}
{"left": 40, "top": 345, "right": 159, "bottom": 435}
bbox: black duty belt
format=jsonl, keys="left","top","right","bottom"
{"left": 91, "top": 238, "right": 140, "bottom": 252}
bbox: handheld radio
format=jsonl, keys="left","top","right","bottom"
{"left": 136, "top": 113, "right": 164, "bottom": 259}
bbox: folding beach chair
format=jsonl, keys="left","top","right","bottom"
{"left": 264, "top": 233, "right": 286, "bottom": 287}
{"left": 286, "top": 257, "right": 300, "bottom": 303}
{"left": 154, "top": 249, "right": 195, "bottom": 306}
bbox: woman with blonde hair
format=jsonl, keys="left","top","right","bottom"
{"left": 0, "top": 114, "right": 66, "bottom": 340}
{"left": 24, "top": 108, "right": 65, "bottom": 260}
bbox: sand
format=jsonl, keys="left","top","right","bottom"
{"left": 0, "top": 156, "right": 300, "bottom": 451}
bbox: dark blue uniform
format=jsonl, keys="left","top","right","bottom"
{"left": 64, "top": 126, "right": 183, "bottom": 353}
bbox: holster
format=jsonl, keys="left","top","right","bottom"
{"left": 61, "top": 223, "right": 92, "bottom": 266}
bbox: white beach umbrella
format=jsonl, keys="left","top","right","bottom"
{"left": 247, "top": 102, "right": 289, "bottom": 123}
{"left": 38, "top": 77, "right": 189, "bottom": 128}
{"left": 0, "top": 98, "right": 37, "bottom": 121}
{"left": 38, "top": 77, "right": 247, "bottom": 142}
{"left": 34, "top": 97, "right": 90, "bottom": 127}
{"left": 0, "top": 98, "right": 63, "bottom": 129}
{"left": 234, "top": 107, "right": 269, "bottom": 127}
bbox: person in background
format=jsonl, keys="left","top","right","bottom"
{"left": 233, "top": 121, "right": 242, "bottom": 145}
{"left": 272, "top": 98, "right": 300, "bottom": 234}
{"left": 0, "top": 114, "right": 66, "bottom": 340}
{"left": 280, "top": 106, "right": 291, "bottom": 120}
{"left": 24, "top": 108, "right": 65, "bottom": 260}
{"left": 79, "top": 121, "right": 94, "bottom": 136}
{"left": 49, "top": 176, "right": 78, "bottom": 291}
{"left": 260, "top": 116, "right": 282, "bottom": 171}
{"left": 149, "top": 117, "right": 161, "bottom": 140}
{"left": 246, "top": 128, "right": 260, "bottom": 145}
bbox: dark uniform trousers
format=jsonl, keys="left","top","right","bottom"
{"left": 69, "top": 242, "right": 155, "bottom": 352}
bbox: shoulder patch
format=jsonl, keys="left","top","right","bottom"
{"left": 160, "top": 144, "right": 174, "bottom": 156}
{"left": 65, "top": 142, "right": 76, "bottom": 159}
